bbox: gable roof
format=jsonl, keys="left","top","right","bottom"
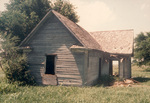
{"left": 20, "top": 10, "right": 101, "bottom": 50}
{"left": 90, "top": 30, "right": 134, "bottom": 54}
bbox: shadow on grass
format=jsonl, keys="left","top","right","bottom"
{"left": 133, "top": 77, "right": 150, "bottom": 83}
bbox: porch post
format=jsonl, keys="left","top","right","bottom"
{"left": 119, "top": 58, "right": 125, "bottom": 79}
{"left": 124, "top": 56, "right": 131, "bottom": 79}
{"left": 119, "top": 56, "right": 131, "bottom": 79}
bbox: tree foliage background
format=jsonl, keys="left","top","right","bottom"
{"left": 52, "top": 0, "right": 79, "bottom": 23}
{"left": 134, "top": 32, "right": 150, "bottom": 66}
{"left": 0, "top": 0, "right": 79, "bottom": 41}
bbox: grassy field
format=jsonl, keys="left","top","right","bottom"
{"left": 0, "top": 65, "right": 150, "bottom": 103}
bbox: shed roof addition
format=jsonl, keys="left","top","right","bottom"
{"left": 90, "top": 30, "right": 134, "bottom": 54}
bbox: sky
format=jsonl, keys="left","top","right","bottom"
{"left": 0, "top": 0, "right": 150, "bottom": 36}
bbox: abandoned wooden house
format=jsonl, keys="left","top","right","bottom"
{"left": 20, "top": 10, "right": 134, "bottom": 86}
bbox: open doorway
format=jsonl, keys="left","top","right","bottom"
{"left": 45, "top": 55, "right": 56, "bottom": 75}
{"left": 113, "top": 60, "right": 119, "bottom": 76}
{"left": 99, "top": 58, "right": 101, "bottom": 77}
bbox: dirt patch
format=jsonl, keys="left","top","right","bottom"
{"left": 111, "top": 78, "right": 140, "bottom": 87}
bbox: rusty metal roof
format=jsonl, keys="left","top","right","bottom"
{"left": 90, "top": 30, "right": 134, "bottom": 54}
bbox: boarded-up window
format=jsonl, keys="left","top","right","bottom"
{"left": 45, "top": 55, "right": 56, "bottom": 75}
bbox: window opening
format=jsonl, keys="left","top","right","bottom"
{"left": 45, "top": 55, "right": 56, "bottom": 75}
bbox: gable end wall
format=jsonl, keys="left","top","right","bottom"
{"left": 26, "top": 14, "right": 84, "bottom": 86}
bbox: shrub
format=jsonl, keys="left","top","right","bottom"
{"left": 0, "top": 34, "right": 36, "bottom": 85}
{"left": 98, "top": 75, "right": 115, "bottom": 86}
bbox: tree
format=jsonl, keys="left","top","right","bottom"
{"left": 0, "top": 0, "right": 79, "bottom": 41}
{"left": 0, "top": 11, "right": 29, "bottom": 40}
{"left": 0, "top": 33, "right": 35, "bottom": 85}
{"left": 52, "top": 0, "right": 79, "bottom": 23}
{"left": 6, "top": 0, "right": 51, "bottom": 19}
{"left": 0, "top": 0, "right": 51, "bottom": 41}
{"left": 134, "top": 32, "right": 150, "bottom": 66}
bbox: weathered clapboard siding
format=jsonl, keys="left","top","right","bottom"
{"left": 86, "top": 50, "right": 103, "bottom": 85}
{"left": 86, "top": 51, "right": 111, "bottom": 85}
{"left": 87, "top": 56, "right": 99, "bottom": 84}
{"left": 57, "top": 53, "right": 84, "bottom": 86}
{"left": 26, "top": 13, "right": 84, "bottom": 86}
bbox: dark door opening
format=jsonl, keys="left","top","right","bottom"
{"left": 109, "top": 60, "right": 113, "bottom": 75}
{"left": 45, "top": 55, "right": 56, "bottom": 75}
{"left": 99, "top": 58, "right": 101, "bottom": 77}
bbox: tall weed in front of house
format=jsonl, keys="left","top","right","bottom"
{"left": 0, "top": 33, "right": 35, "bottom": 85}
{"left": 0, "top": 78, "right": 19, "bottom": 94}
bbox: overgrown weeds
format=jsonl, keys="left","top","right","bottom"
{"left": 0, "top": 77, "right": 19, "bottom": 94}
{"left": 97, "top": 75, "right": 115, "bottom": 86}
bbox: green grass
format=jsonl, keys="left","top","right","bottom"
{"left": 132, "top": 66, "right": 150, "bottom": 86}
{"left": 1, "top": 65, "right": 150, "bottom": 103}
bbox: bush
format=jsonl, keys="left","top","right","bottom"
{"left": 2, "top": 54, "right": 35, "bottom": 85}
{"left": 0, "top": 34, "right": 36, "bottom": 85}
{"left": 98, "top": 75, "right": 115, "bottom": 86}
